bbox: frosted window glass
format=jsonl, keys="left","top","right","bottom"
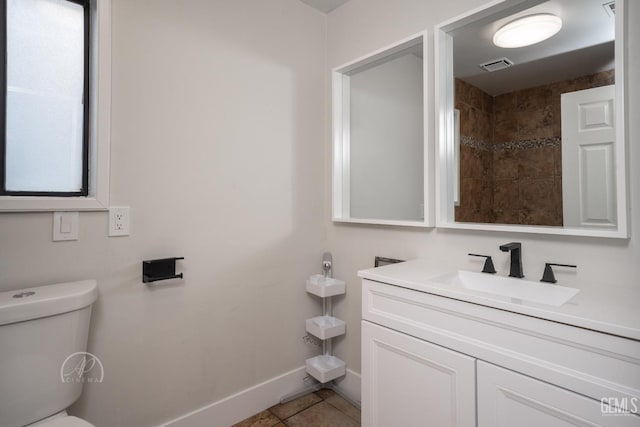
{"left": 5, "top": 0, "right": 85, "bottom": 193}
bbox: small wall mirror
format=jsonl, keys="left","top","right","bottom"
{"left": 332, "top": 34, "right": 432, "bottom": 227}
{"left": 435, "top": 0, "right": 628, "bottom": 238}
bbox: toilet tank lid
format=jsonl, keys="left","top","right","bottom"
{"left": 0, "top": 280, "right": 97, "bottom": 326}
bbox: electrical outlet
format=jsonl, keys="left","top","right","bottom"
{"left": 109, "top": 207, "right": 130, "bottom": 237}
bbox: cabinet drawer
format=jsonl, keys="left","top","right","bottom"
{"left": 362, "top": 279, "right": 640, "bottom": 410}
{"left": 362, "top": 321, "right": 476, "bottom": 427}
{"left": 478, "top": 361, "right": 640, "bottom": 426}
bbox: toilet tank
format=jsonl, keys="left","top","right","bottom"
{"left": 0, "top": 280, "right": 98, "bottom": 427}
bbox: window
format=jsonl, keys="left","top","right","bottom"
{"left": 0, "top": 0, "right": 111, "bottom": 211}
{"left": 1, "top": 0, "right": 89, "bottom": 196}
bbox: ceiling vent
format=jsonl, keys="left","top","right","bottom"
{"left": 603, "top": 1, "right": 615, "bottom": 17}
{"left": 479, "top": 58, "right": 514, "bottom": 72}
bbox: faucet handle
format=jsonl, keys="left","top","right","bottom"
{"left": 541, "top": 263, "right": 577, "bottom": 284}
{"left": 468, "top": 254, "right": 497, "bottom": 274}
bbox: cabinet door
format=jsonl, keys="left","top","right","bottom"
{"left": 478, "top": 361, "right": 640, "bottom": 427}
{"left": 362, "top": 321, "right": 476, "bottom": 427}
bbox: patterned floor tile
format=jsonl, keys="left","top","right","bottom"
{"left": 324, "top": 393, "right": 361, "bottom": 423}
{"left": 268, "top": 392, "right": 323, "bottom": 420}
{"left": 283, "top": 401, "right": 359, "bottom": 427}
{"left": 231, "top": 409, "right": 281, "bottom": 427}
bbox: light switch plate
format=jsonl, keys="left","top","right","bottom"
{"left": 53, "top": 212, "right": 79, "bottom": 241}
{"left": 109, "top": 206, "right": 130, "bottom": 237}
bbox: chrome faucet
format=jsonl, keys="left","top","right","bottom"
{"left": 499, "top": 242, "right": 524, "bottom": 278}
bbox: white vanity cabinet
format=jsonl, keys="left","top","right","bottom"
{"left": 477, "top": 362, "right": 638, "bottom": 427}
{"left": 362, "top": 321, "right": 476, "bottom": 427}
{"left": 361, "top": 278, "right": 640, "bottom": 427}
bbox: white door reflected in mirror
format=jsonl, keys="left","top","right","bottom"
{"left": 561, "top": 85, "right": 616, "bottom": 228}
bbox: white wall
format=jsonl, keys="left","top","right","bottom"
{"left": 349, "top": 53, "right": 424, "bottom": 221}
{"left": 0, "top": 0, "right": 326, "bottom": 426}
{"left": 326, "top": 0, "right": 640, "bottom": 375}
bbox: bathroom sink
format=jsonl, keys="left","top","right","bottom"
{"left": 428, "top": 270, "right": 579, "bottom": 307}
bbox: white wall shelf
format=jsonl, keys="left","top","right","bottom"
{"left": 303, "top": 258, "right": 346, "bottom": 384}
{"left": 306, "top": 274, "right": 346, "bottom": 297}
{"left": 305, "top": 316, "right": 346, "bottom": 340}
{"left": 305, "top": 354, "right": 347, "bottom": 384}
{"left": 279, "top": 254, "right": 353, "bottom": 406}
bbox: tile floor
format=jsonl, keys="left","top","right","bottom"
{"left": 232, "top": 388, "right": 360, "bottom": 427}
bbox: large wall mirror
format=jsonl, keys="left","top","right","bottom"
{"left": 332, "top": 33, "right": 433, "bottom": 227}
{"left": 435, "top": 0, "right": 629, "bottom": 238}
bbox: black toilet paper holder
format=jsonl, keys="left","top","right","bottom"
{"left": 142, "top": 257, "right": 184, "bottom": 283}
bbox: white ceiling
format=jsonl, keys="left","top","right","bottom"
{"left": 452, "top": 0, "right": 615, "bottom": 95}
{"left": 298, "top": 0, "right": 350, "bottom": 13}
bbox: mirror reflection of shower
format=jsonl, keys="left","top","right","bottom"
{"left": 451, "top": 0, "right": 616, "bottom": 227}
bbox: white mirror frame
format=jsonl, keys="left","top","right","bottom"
{"left": 434, "top": 0, "right": 629, "bottom": 238}
{"left": 332, "top": 32, "right": 434, "bottom": 227}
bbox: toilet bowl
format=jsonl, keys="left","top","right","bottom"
{"left": 0, "top": 280, "right": 98, "bottom": 427}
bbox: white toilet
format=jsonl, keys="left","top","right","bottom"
{"left": 0, "top": 280, "right": 99, "bottom": 427}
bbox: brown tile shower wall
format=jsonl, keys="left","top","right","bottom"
{"left": 455, "top": 70, "right": 614, "bottom": 226}
{"left": 492, "top": 83, "right": 560, "bottom": 225}
{"left": 492, "top": 146, "right": 562, "bottom": 225}
{"left": 455, "top": 79, "right": 494, "bottom": 223}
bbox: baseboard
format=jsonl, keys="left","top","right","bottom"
{"left": 334, "top": 368, "right": 362, "bottom": 405}
{"left": 159, "top": 367, "right": 361, "bottom": 427}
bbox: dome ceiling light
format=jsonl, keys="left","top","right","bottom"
{"left": 493, "top": 14, "right": 563, "bottom": 48}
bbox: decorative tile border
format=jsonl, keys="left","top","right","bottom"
{"left": 460, "top": 135, "right": 560, "bottom": 152}
{"left": 494, "top": 136, "right": 561, "bottom": 151}
{"left": 460, "top": 135, "right": 493, "bottom": 151}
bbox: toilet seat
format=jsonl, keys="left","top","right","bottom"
{"left": 33, "top": 416, "right": 95, "bottom": 427}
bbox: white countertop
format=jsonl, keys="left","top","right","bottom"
{"left": 358, "top": 259, "right": 640, "bottom": 341}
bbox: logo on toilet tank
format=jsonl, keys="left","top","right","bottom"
{"left": 60, "top": 352, "right": 104, "bottom": 384}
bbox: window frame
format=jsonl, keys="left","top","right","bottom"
{"left": 0, "top": 0, "right": 111, "bottom": 212}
